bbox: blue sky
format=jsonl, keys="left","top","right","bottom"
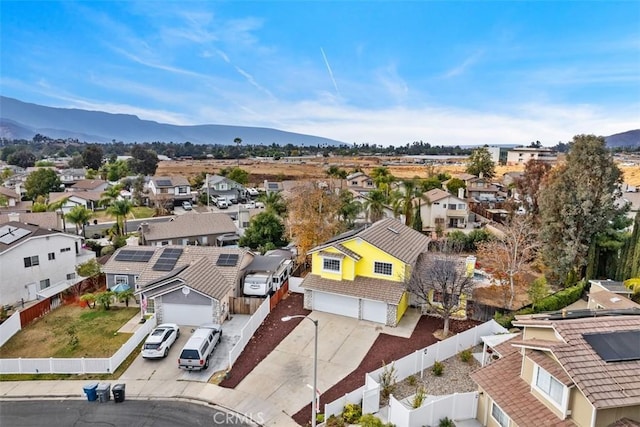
{"left": 1, "top": 1, "right": 639, "bottom": 146}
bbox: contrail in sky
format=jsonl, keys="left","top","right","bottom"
{"left": 320, "top": 47, "right": 340, "bottom": 97}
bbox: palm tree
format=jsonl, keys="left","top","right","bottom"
{"left": 46, "top": 196, "right": 69, "bottom": 232}
{"left": 100, "top": 184, "right": 122, "bottom": 207}
{"left": 107, "top": 199, "right": 133, "bottom": 236}
{"left": 370, "top": 166, "right": 395, "bottom": 198}
{"left": 259, "top": 191, "right": 287, "bottom": 216}
{"left": 364, "top": 189, "right": 387, "bottom": 223}
{"left": 65, "top": 205, "right": 93, "bottom": 237}
{"left": 234, "top": 137, "right": 242, "bottom": 168}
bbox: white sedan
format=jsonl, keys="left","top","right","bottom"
{"left": 141, "top": 323, "right": 180, "bottom": 359}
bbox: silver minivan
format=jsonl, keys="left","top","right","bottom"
{"left": 177, "top": 325, "right": 222, "bottom": 371}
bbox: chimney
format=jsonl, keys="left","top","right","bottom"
{"left": 458, "top": 187, "right": 465, "bottom": 199}
{"left": 140, "top": 222, "right": 150, "bottom": 234}
{"left": 8, "top": 212, "right": 19, "bottom": 223}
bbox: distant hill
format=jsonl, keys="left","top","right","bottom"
{"left": 0, "top": 96, "right": 346, "bottom": 146}
{"left": 605, "top": 129, "right": 640, "bottom": 148}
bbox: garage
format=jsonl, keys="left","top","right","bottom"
{"left": 161, "top": 303, "right": 212, "bottom": 326}
{"left": 312, "top": 291, "right": 359, "bottom": 319}
{"left": 361, "top": 299, "right": 388, "bottom": 324}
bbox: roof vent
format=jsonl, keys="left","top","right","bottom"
{"left": 387, "top": 227, "right": 399, "bottom": 235}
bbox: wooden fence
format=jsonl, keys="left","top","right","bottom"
{"left": 229, "top": 296, "right": 265, "bottom": 315}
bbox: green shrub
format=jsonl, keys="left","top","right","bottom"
{"left": 439, "top": 417, "right": 454, "bottom": 427}
{"left": 407, "top": 374, "right": 417, "bottom": 386}
{"left": 358, "top": 413, "right": 394, "bottom": 427}
{"left": 411, "top": 386, "right": 426, "bottom": 409}
{"left": 316, "top": 413, "right": 325, "bottom": 424}
{"left": 342, "top": 403, "right": 362, "bottom": 424}
{"left": 432, "top": 361, "right": 444, "bottom": 376}
{"left": 459, "top": 348, "right": 473, "bottom": 364}
{"left": 379, "top": 362, "right": 397, "bottom": 398}
{"left": 493, "top": 311, "right": 515, "bottom": 329}
{"left": 525, "top": 281, "right": 586, "bottom": 313}
{"left": 326, "top": 415, "right": 345, "bottom": 427}
{"left": 100, "top": 245, "right": 115, "bottom": 257}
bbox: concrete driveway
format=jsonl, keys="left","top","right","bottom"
{"left": 233, "top": 309, "right": 420, "bottom": 417}
{"left": 121, "top": 314, "right": 250, "bottom": 383}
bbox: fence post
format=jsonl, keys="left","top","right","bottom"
{"left": 49, "top": 357, "right": 54, "bottom": 373}
{"left": 81, "top": 357, "right": 86, "bottom": 375}
{"left": 18, "top": 357, "right": 22, "bottom": 374}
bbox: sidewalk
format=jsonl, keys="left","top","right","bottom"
{"left": 0, "top": 379, "right": 299, "bottom": 426}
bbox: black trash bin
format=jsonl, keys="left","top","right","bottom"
{"left": 96, "top": 383, "right": 111, "bottom": 403}
{"left": 112, "top": 383, "right": 126, "bottom": 403}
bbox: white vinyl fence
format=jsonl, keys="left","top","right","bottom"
{"left": 323, "top": 319, "right": 507, "bottom": 421}
{"left": 0, "top": 315, "right": 157, "bottom": 374}
{"left": 228, "top": 297, "right": 270, "bottom": 368}
{"left": 0, "top": 311, "right": 21, "bottom": 347}
{"left": 288, "top": 277, "right": 304, "bottom": 294}
{"left": 388, "top": 392, "right": 479, "bottom": 427}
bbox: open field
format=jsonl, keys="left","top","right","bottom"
{"left": 0, "top": 305, "right": 137, "bottom": 358}
{"left": 156, "top": 157, "right": 640, "bottom": 186}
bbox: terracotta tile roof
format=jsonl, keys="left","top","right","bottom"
{"left": 491, "top": 333, "right": 521, "bottom": 357}
{"left": 525, "top": 349, "right": 573, "bottom": 386}
{"left": 0, "top": 186, "right": 19, "bottom": 198}
{"left": 513, "top": 315, "right": 640, "bottom": 409}
{"left": 424, "top": 188, "right": 452, "bottom": 202}
{"left": 301, "top": 273, "right": 405, "bottom": 305}
{"left": 141, "top": 213, "right": 237, "bottom": 241}
{"left": 334, "top": 243, "right": 362, "bottom": 260}
{"left": 470, "top": 352, "right": 576, "bottom": 427}
{"left": 607, "top": 418, "right": 640, "bottom": 427}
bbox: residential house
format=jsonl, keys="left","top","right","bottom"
{"left": 58, "top": 168, "right": 87, "bottom": 186}
{"left": 138, "top": 213, "right": 238, "bottom": 247}
{"left": 506, "top": 147, "right": 558, "bottom": 166}
{"left": 204, "top": 175, "right": 244, "bottom": 203}
{"left": 467, "top": 176, "right": 501, "bottom": 202}
{"left": 0, "top": 212, "right": 62, "bottom": 230}
{"left": 0, "top": 221, "right": 95, "bottom": 307}
{"left": 346, "top": 172, "right": 375, "bottom": 193}
{"left": 471, "top": 311, "right": 640, "bottom": 427}
{"left": 301, "top": 217, "right": 430, "bottom": 326}
{"left": 0, "top": 186, "right": 21, "bottom": 209}
{"left": 67, "top": 179, "right": 108, "bottom": 193}
{"left": 104, "top": 245, "right": 253, "bottom": 325}
{"left": 588, "top": 279, "right": 638, "bottom": 310}
{"left": 148, "top": 176, "right": 191, "bottom": 208}
{"left": 417, "top": 188, "right": 470, "bottom": 230}
{"left": 48, "top": 191, "right": 103, "bottom": 213}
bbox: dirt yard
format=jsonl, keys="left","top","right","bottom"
{"left": 156, "top": 156, "right": 640, "bottom": 186}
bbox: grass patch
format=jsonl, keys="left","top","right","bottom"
{"left": 0, "top": 305, "right": 138, "bottom": 359}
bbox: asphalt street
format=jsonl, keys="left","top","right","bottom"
{"left": 0, "top": 399, "right": 256, "bottom": 427}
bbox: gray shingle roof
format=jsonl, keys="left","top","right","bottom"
{"left": 141, "top": 213, "right": 236, "bottom": 241}
{"left": 301, "top": 273, "right": 405, "bottom": 304}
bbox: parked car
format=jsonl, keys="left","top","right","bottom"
{"left": 178, "top": 325, "right": 222, "bottom": 371}
{"left": 246, "top": 187, "right": 259, "bottom": 197}
{"left": 182, "top": 201, "right": 193, "bottom": 210}
{"left": 142, "top": 323, "right": 180, "bottom": 359}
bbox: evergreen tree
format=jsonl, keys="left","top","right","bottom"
{"left": 465, "top": 147, "right": 496, "bottom": 179}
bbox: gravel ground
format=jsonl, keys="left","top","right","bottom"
{"left": 387, "top": 345, "right": 482, "bottom": 406}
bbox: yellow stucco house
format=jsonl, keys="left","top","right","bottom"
{"left": 301, "top": 217, "right": 430, "bottom": 326}
{"left": 470, "top": 311, "right": 640, "bottom": 427}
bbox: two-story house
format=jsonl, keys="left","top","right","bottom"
{"left": 103, "top": 245, "right": 253, "bottom": 326}
{"left": 301, "top": 217, "right": 430, "bottom": 326}
{"left": 0, "top": 221, "right": 95, "bottom": 306}
{"left": 346, "top": 172, "right": 375, "bottom": 193}
{"left": 204, "top": 175, "right": 244, "bottom": 203}
{"left": 58, "top": 169, "right": 87, "bottom": 187}
{"left": 471, "top": 311, "right": 640, "bottom": 427}
{"left": 418, "top": 188, "right": 470, "bottom": 230}
{"left": 138, "top": 213, "right": 238, "bottom": 247}
{"left": 467, "top": 176, "right": 501, "bottom": 202}
{"left": 148, "top": 176, "right": 191, "bottom": 208}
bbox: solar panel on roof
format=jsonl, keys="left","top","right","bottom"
{"left": 584, "top": 330, "right": 640, "bottom": 362}
{"left": 151, "top": 247, "right": 183, "bottom": 271}
{"left": 115, "top": 250, "right": 154, "bottom": 262}
{"left": 216, "top": 253, "right": 239, "bottom": 266}
{"left": 156, "top": 179, "right": 172, "bottom": 187}
{"left": 0, "top": 225, "right": 32, "bottom": 245}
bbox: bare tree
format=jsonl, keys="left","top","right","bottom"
{"left": 476, "top": 215, "right": 540, "bottom": 309}
{"left": 408, "top": 241, "right": 475, "bottom": 337}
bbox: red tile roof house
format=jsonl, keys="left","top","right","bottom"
{"left": 470, "top": 311, "right": 640, "bottom": 427}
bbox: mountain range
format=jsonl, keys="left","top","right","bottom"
{"left": 0, "top": 96, "right": 346, "bottom": 146}
{"left": 0, "top": 96, "right": 638, "bottom": 148}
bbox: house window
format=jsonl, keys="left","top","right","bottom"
{"left": 66, "top": 273, "right": 76, "bottom": 280}
{"left": 60, "top": 247, "right": 71, "bottom": 253}
{"left": 535, "top": 366, "right": 564, "bottom": 407}
{"left": 322, "top": 258, "right": 341, "bottom": 272}
{"left": 351, "top": 180, "right": 358, "bottom": 186}
{"left": 48, "top": 252, "right": 55, "bottom": 260}
{"left": 435, "top": 217, "right": 445, "bottom": 224}
{"left": 178, "top": 186, "right": 188, "bottom": 194}
{"left": 115, "top": 275, "right": 129, "bottom": 285}
{"left": 491, "top": 402, "right": 509, "bottom": 427}
{"left": 458, "top": 204, "right": 466, "bottom": 209}
{"left": 39, "top": 279, "right": 50, "bottom": 290}
{"left": 374, "top": 262, "right": 393, "bottom": 276}
{"left": 24, "top": 255, "right": 39, "bottom": 268}
{"left": 448, "top": 204, "right": 456, "bottom": 210}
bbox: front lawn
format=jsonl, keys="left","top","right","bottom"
{"left": 0, "top": 305, "right": 138, "bottom": 358}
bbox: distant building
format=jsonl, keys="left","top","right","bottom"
{"left": 506, "top": 147, "right": 558, "bottom": 165}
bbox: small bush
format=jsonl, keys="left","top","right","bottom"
{"left": 379, "top": 361, "right": 397, "bottom": 398}
{"left": 342, "top": 403, "right": 362, "bottom": 424}
{"left": 358, "top": 413, "right": 394, "bottom": 427}
{"left": 326, "top": 415, "right": 345, "bottom": 427}
{"left": 459, "top": 348, "right": 473, "bottom": 364}
{"left": 411, "top": 386, "right": 426, "bottom": 409}
{"left": 316, "top": 413, "right": 325, "bottom": 424}
{"left": 432, "top": 361, "right": 444, "bottom": 376}
{"left": 407, "top": 374, "right": 417, "bottom": 386}
{"left": 439, "top": 417, "right": 455, "bottom": 427}
{"left": 493, "top": 311, "right": 515, "bottom": 329}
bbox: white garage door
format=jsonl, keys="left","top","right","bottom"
{"left": 313, "top": 292, "right": 359, "bottom": 319}
{"left": 361, "top": 299, "right": 388, "bottom": 324}
{"left": 162, "top": 303, "right": 212, "bottom": 326}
